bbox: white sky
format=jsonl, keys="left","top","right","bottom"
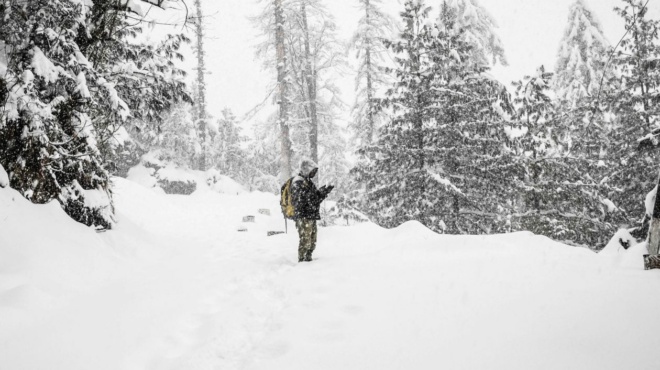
{"left": 149, "top": 0, "right": 660, "bottom": 124}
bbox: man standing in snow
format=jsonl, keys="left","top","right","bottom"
{"left": 291, "top": 159, "right": 334, "bottom": 262}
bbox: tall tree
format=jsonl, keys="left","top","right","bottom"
{"left": 274, "top": 0, "right": 294, "bottom": 180}
{"left": 353, "top": 0, "right": 514, "bottom": 234}
{"left": 508, "top": 68, "right": 620, "bottom": 247}
{"left": 603, "top": 0, "right": 660, "bottom": 226}
{"left": 0, "top": 0, "right": 189, "bottom": 228}
{"left": 214, "top": 108, "right": 247, "bottom": 180}
{"left": 437, "top": 0, "right": 507, "bottom": 67}
{"left": 254, "top": 0, "right": 347, "bottom": 183}
{"left": 349, "top": 0, "right": 395, "bottom": 146}
{"left": 193, "top": 0, "right": 209, "bottom": 170}
{"left": 299, "top": 1, "right": 320, "bottom": 162}
{"left": 285, "top": 0, "right": 347, "bottom": 165}
{"left": 554, "top": 0, "right": 611, "bottom": 105}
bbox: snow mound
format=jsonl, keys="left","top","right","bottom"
{"left": 390, "top": 220, "right": 440, "bottom": 240}
{"left": 126, "top": 153, "right": 246, "bottom": 195}
{"left": 206, "top": 169, "right": 245, "bottom": 195}
{"left": 601, "top": 228, "right": 637, "bottom": 255}
{"left": 0, "top": 184, "right": 121, "bottom": 319}
{"left": 126, "top": 163, "right": 159, "bottom": 190}
{"left": 600, "top": 228, "right": 649, "bottom": 270}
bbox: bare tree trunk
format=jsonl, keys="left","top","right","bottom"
{"left": 301, "top": 1, "right": 319, "bottom": 163}
{"left": 275, "top": 0, "right": 292, "bottom": 179}
{"left": 194, "top": 0, "right": 207, "bottom": 171}
{"left": 365, "top": 0, "right": 374, "bottom": 144}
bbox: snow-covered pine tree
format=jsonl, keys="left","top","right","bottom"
{"left": 352, "top": 0, "right": 442, "bottom": 229}
{"left": 139, "top": 101, "right": 198, "bottom": 169}
{"left": 214, "top": 108, "right": 247, "bottom": 181}
{"left": 554, "top": 0, "right": 611, "bottom": 106}
{"left": 0, "top": 0, "right": 116, "bottom": 228}
{"left": 244, "top": 114, "right": 283, "bottom": 193}
{"left": 0, "top": 0, "right": 190, "bottom": 229}
{"left": 429, "top": 0, "right": 518, "bottom": 234}
{"left": 437, "top": 0, "right": 507, "bottom": 67}
{"left": 317, "top": 109, "right": 351, "bottom": 199}
{"left": 99, "top": 33, "right": 192, "bottom": 175}
{"left": 353, "top": 0, "right": 515, "bottom": 234}
{"left": 508, "top": 67, "right": 620, "bottom": 247}
{"left": 349, "top": 0, "right": 395, "bottom": 146}
{"left": 602, "top": 0, "right": 660, "bottom": 229}
{"left": 76, "top": 2, "right": 191, "bottom": 148}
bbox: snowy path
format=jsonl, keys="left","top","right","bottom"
{"left": 2, "top": 178, "right": 660, "bottom": 370}
{"left": 241, "top": 226, "right": 660, "bottom": 370}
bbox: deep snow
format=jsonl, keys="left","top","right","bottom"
{"left": 1, "top": 177, "right": 660, "bottom": 370}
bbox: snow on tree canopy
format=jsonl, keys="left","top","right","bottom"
{"left": 0, "top": 0, "right": 190, "bottom": 229}
{"left": 438, "top": 0, "right": 507, "bottom": 67}
{"left": 31, "top": 47, "right": 63, "bottom": 84}
{"left": 553, "top": 0, "right": 610, "bottom": 105}
{"left": 123, "top": 0, "right": 146, "bottom": 16}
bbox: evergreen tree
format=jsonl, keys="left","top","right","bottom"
{"left": 603, "top": 0, "right": 660, "bottom": 226}
{"left": 554, "top": 0, "right": 611, "bottom": 106}
{"left": 437, "top": 0, "right": 507, "bottom": 67}
{"left": 102, "top": 33, "right": 192, "bottom": 175}
{"left": 353, "top": 0, "right": 514, "bottom": 234}
{"left": 509, "top": 67, "right": 619, "bottom": 247}
{"left": 215, "top": 108, "right": 247, "bottom": 180}
{"left": 254, "top": 0, "right": 295, "bottom": 180}
{"left": 0, "top": 0, "right": 189, "bottom": 229}
{"left": 143, "top": 101, "right": 199, "bottom": 169}
{"left": 245, "top": 114, "right": 282, "bottom": 193}
{"left": 0, "top": 0, "right": 116, "bottom": 228}
{"left": 349, "top": 0, "right": 395, "bottom": 146}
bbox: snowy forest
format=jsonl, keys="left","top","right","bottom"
{"left": 5, "top": 1, "right": 660, "bottom": 368}
{"left": 1, "top": 0, "right": 660, "bottom": 251}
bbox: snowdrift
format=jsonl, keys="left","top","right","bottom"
{"left": 1, "top": 177, "right": 660, "bottom": 370}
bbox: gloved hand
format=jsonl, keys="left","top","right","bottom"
{"left": 320, "top": 185, "right": 334, "bottom": 198}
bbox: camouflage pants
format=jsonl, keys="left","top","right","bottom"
{"left": 295, "top": 219, "right": 317, "bottom": 261}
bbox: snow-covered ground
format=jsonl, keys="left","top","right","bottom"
{"left": 1, "top": 177, "right": 660, "bottom": 370}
